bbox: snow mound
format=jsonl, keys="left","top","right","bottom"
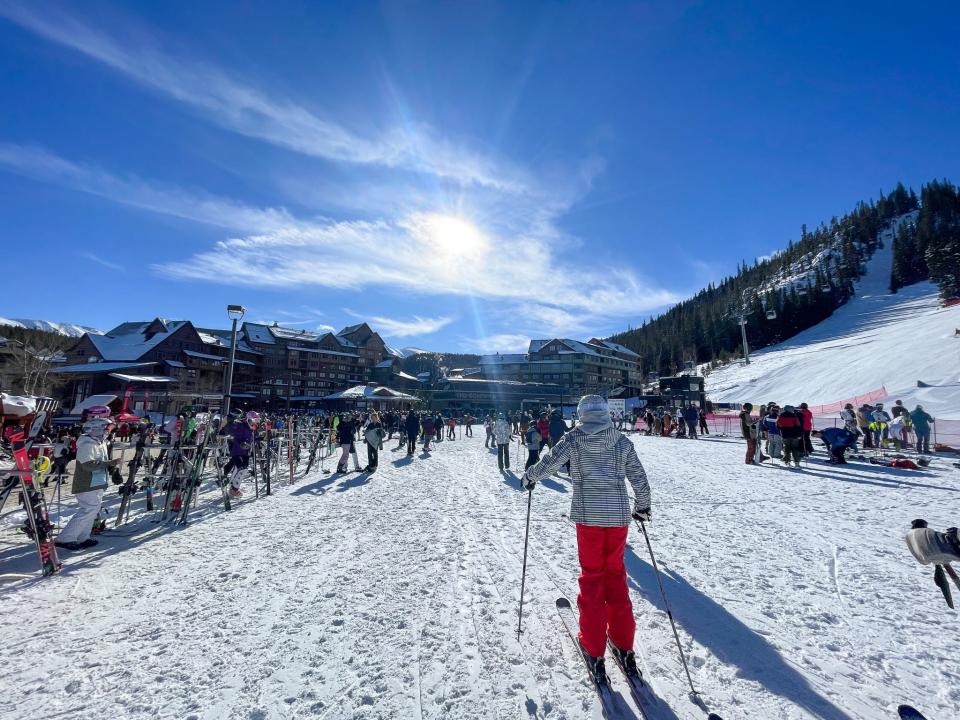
{"left": 706, "top": 215, "right": 960, "bottom": 419}
{"left": 0, "top": 317, "right": 102, "bottom": 337}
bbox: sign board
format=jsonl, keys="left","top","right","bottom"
{"left": 607, "top": 399, "right": 625, "bottom": 414}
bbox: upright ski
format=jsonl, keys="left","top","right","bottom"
{"left": 9, "top": 430, "right": 61, "bottom": 576}
{"left": 556, "top": 598, "right": 633, "bottom": 719}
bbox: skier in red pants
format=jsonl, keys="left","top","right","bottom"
{"left": 522, "top": 395, "right": 651, "bottom": 680}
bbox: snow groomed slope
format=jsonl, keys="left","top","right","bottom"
{"left": 706, "top": 215, "right": 960, "bottom": 420}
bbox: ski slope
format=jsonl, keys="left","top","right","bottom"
{"left": 1, "top": 432, "right": 957, "bottom": 720}
{"left": 706, "top": 219, "right": 960, "bottom": 419}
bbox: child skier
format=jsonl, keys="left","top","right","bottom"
{"left": 55, "top": 408, "right": 121, "bottom": 551}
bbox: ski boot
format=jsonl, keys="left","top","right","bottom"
{"left": 579, "top": 642, "right": 610, "bottom": 685}
{"left": 609, "top": 644, "right": 640, "bottom": 677}
{"left": 228, "top": 486, "right": 243, "bottom": 498}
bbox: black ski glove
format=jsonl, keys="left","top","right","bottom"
{"left": 110, "top": 467, "right": 124, "bottom": 485}
{"left": 521, "top": 473, "right": 536, "bottom": 490}
{"left": 632, "top": 507, "right": 651, "bottom": 522}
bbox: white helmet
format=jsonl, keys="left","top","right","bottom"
{"left": 82, "top": 417, "right": 111, "bottom": 438}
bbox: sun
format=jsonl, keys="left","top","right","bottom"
{"left": 417, "top": 213, "right": 489, "bottom": 259}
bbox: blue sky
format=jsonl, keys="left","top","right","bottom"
{"left": 1, "top": 1, "right": 958, "bottom": 352}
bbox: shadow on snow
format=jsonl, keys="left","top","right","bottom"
{"left": 623, "top": 546, "right": 853, "bottom": 720}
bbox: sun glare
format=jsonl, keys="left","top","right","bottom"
{"left": 419, "top": 213, "right": 488, "bottom": 259}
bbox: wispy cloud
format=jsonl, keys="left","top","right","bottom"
{"left": 461, "top": 333, "right": 531, "bottom": 353}
{"left": 0, "top": 143, "right": 678, "bottom": 323}
{"left": 0, "top": 143, "right": 295, "bottom": 232}
{"left": 346, "top": 312, "right": 454, "bottom": 338}
{"left": 78, "top": 251, "right": 124, "bottom": 273}
{"left": 0, "top": 2, "right": 527, "bottom": 193}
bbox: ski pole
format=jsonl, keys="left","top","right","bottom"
{"left": 635, "top": 518, "right": 699, "bottom": 700}
{"left": 517, "top": 487, "right": 534, "bottom": 641}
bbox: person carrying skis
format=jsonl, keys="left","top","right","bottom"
{"left": 494, "top": 412, "right": 512, "bottom": 470}
{"left": 55, "top": 411, "right": 122, "bottom": 551}
{"left": 522, "top": 395, "right": 651, "bottom": 677}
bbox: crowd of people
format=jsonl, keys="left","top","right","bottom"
{"left": 738, "top": 398, "right": 937, "bottom": 468}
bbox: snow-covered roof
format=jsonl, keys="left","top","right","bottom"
{"left": 87, "top": 320, "right": 191, "bottom": 361}
{"left": 374, "top": 359, "right": 396, "bottom": 368}
{"left": 53, "top": 361, "right": 158, "bottom": 374}
{"left": 288, "top": 345, "right": 359, "bottom": 358}
{"left": 242, "top": 323, "right": 276, "bottom": 345}
{"left": 339, "top": 323, "right": 365, "bottom": 335}
{"left": 331, "top": 334, "right": 357, "bottom": 348}
{"left": 592, "top": 339, "right": 639, "bottom": 358}
{"left": 530, "top": 338, "right": 604, "bottom": 357}
{"left": 323, "top": 385, "right": 419, "bottom": 401}
{"left": 165, "top": 360, "right": 186, "bottom": 368}
{"left": 108, "top": 373, "right": 176, "bottom": 383}
{"left": 183, "top": 350, "right": 224, "bottom": 362}
{"left": 270, "top": 325, "right": 325, "bottom": 342}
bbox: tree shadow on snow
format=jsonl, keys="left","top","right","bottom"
{"left": 623, "top": 546, "right": 854, "bottom": 720}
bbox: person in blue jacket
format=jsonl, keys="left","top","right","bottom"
{"left": 910, "top": 405, "right": 934, "bottom": 454}
{"left": 819, "top": 427, "right": 858, "bottom": 464}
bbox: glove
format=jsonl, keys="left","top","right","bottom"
{"left": 521, "top": 473, "right": 536, "bottom": 490}
{"left": 632, "top": 507, "right": 651, "bottom": 522}
{"left": 109, "top": 467, "right": 125, "bottom": 485}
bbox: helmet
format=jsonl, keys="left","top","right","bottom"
{"left": 85, "top": 405, "right": 112, "bottom": 420}
{"left": 245, "top": 411, "right": 261, "bottom": 425}
{"left": 82, "top": 417, "right": 111, "bottom": 438}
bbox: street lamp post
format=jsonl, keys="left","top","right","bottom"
{"left": 222, "top": 304, "right": 246, "bottom": 419}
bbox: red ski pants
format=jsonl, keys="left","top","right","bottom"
{"left": 576, "top": 523, "right": 635, "bottom": 658}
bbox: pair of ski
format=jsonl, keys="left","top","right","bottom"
{"left": 556, "top": 598, "right": 721, "bottom": 720}
{"left": 559, "top": 599, "right": 929, "bottom": 720}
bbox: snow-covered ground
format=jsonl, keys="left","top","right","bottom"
{"left": 2, "top": 432, "right": 958, "bottom": 720}
{"left": 706, "top": 220, "right": 960, "bottom": 420}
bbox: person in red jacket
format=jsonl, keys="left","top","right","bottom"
{"left": 537, "top": 413, "right": 550, "bottom": 450}
{"left": 776, "top": 406, "right": 804, "bottom": 467}
{"left": 799, "top": 403, "right": 814, "bottom": 455}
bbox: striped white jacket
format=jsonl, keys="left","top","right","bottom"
{"left": 526, "top": 426, "right": 650, "bottom": 527}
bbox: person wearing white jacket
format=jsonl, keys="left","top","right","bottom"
{"left": 493, "top": 413, "right": 513, "bottom": 470}
{"left": 55, "top": 418, "right": 119, "bottom": 551}
{"left": 522, "top": 395, "right": 651, "bottom": 677}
